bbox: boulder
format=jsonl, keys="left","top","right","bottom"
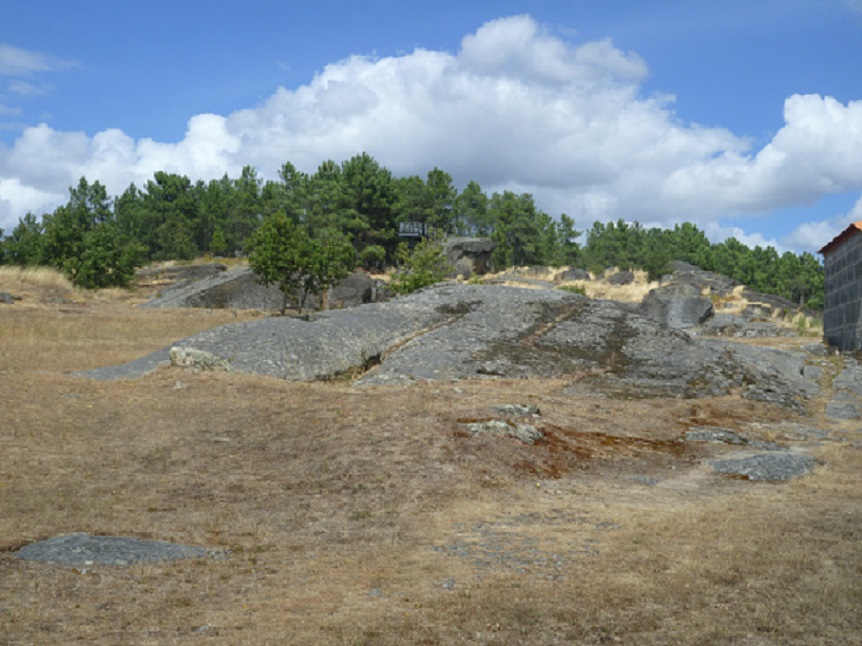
{"left": 664, "top": 262, "right": 740, "bottom": 296}
{"left": 444, "top": 237, "right": 495, "bottom": 277}
{"left": 639, "top": 283, "right": 714, "bottom": 329}
{"left": 329, "top": 271, "right": 380, "bottom": 309}
{"left": 0, "top": 291, "right": 15, "bottom": 304}
{"left": 555, "top": 268, "right": 590, "bottom": 282}
{"left": 465, "top": 419, "right": 544, "bottom": 444}
{"left": 606, "top": 271, "right": 635, "bottom": 285}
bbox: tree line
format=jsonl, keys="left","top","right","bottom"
{"left": 0, "top": 152, "right": 823, "bottom": 308}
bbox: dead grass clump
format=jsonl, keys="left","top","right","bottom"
{"left": 0, "top": 265, "right": 73, "bottom": 291}
{"left": 152, "top": 256, "right": 249, "bottom": 269}
{"left": 0, "top": 303, "right": 262, "bottom": 373}
{"left": 1, "top": 298, "right": 860, "bottom": 644}
{"left": 558, "top": 268, "right": 659, "bottom": 303}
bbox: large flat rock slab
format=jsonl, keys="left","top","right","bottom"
{"left": 80, "top": 284, "right": 822, "bottom": 410}
{"left": 14, "top": 534, "right": 218, "bottom": 566}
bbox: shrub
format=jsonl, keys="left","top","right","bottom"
{"left": 390, "top": 231, "right": 452, "bottom": 295}
{"left": 556, "top": 284, "right": 587, "bottom": 296}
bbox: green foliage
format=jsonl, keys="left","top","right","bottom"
{"left": 2, "top": 213, "right": 45, "bottom": 265}
{"left": 33, "top": 178, "right": 144, "bottom": 288}
{"left": 581, "top": 221, "right": 824, "bottom": 309}
{"left": 249, "top": 212, "right": 309, "bottom": 314}
{"left": 390, "top": 230, "right": 452, "bottom": 295}
{"left": 143, "top": 172, "right": 201, "bottom": 260}
{"left": 0, "top": 155, "right": 826, "bottom": 309}
{"left": 72, "top": 224, "right": 143, "bottom": 288}
{"left": 547, "top": 213, "right": 581, "bottom": 266}
{"left": 358, "top": 245, "right": 387, "bottom": 271}
{"left": 454, "top": 180, "right": 491, "bottom": 236}
{"left": 488, "top": 191, "right": 549, "bottom": 269}
{"left": 300, "top": 227, "right": 356, "bottom": 310}
{"left": 248, "top": 213, "right": 355, "bottom": 314}
{"left": 556, "top": 284, "right": 587, "bottom": 296}
{"left": 210, "top": 226, "right": 228, "bottom": 256}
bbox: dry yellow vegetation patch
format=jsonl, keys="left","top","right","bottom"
{"left": 0, "top": 280, "right": 859, "bottom": 645}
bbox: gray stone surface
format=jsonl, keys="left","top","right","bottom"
{"left": 803, "top": 364, "right": 824, "bottom": 382}
{"left": 832, "top": 360, "right": 862, "bottom": 393}
{"left": 143, "top": 266, "right": 383, "bottom": 311}
{"left": 826, "top": 402, "right": 859, "bottom": 420}
{"left": 14, "top": 533, "right": 218, "bottom": 566}
{"left": 466, "top": 419, "right": 544, "bottom": 444}
{"left": 606, "top": 271, "right": 634, "bottom": 285}
{"left": 686, "top": 427, "right": 749, "bottom": 445}
{"left": 143, "top": 266, "right": 283, "bottom": 310}
{"left": 444, "top": 237, "right": 494, "bottom": 277}
{"left": 685, "top": 426, "right": 785, "bottom": 451}
{"left": 709, "top": 453, "right": 817, "bottom": 481}
{"left": 665, "top": 262, "right": 740, "bottom": 297}
{"left": 489, "top": 404, "right": 540, "bottom": 417}
{"left": 83, "top": 290, "right": 459, "bottom": 381}
{"left": 0, "top": 291, "right": 14, "bottom": 304}
{"left": 728, "top": 342, "right": 820, "bottom": 410}
{"left": 639, "top": 283, "right": 714, "bottom": 329}
{"left": 170, "top": 346, "right": 231, "bottom": 372}
{"left": 661, "top": 263, "right": 822, "bottom": 340}
{"left": 826, "top": 359, "right": 862, "bottom": 420}
{"left": 555, "top": 268, "right": 590, "bottom": 282}
{"left": 80, "top": 283, "right": 823, "bottom": 410}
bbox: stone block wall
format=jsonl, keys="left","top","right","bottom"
{"left": 823, "top": 230, "right": 862, "bottom": 350}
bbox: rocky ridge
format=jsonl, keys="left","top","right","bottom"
{"left": 82, "top": 282, "right": 828, "bottom": 413}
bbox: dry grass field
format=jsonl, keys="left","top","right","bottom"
{"left": 1, "top": 268, "right": 861, "bottom": 645}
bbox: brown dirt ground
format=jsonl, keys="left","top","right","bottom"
{"left": 1, "top": 276, "right": 861, "bottom": 645}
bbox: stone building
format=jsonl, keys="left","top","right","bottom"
{"left": 819, "top": 220, "right": 862, "bottom": 350}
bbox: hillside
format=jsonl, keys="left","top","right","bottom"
{"left": 0, "top": 264, "right": 860, "bottom": 645}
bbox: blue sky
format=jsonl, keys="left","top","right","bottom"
{"left": 1, "top": 0, "right": 862, "bottom": 254}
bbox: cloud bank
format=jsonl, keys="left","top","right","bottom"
{"left": 1, "top": 15, "right": 861, "bottom": 253}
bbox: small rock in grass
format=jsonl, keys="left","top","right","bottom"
{"left": 466, "top": 420, "right": 544, "bottom": 444}
{"left": 15, "top": 533, "right": 218, "bottom": 566}
{"left": 709, "top": 452, "right": 816, "bottom": 481}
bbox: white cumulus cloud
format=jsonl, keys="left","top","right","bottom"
{"left": 783, "top": 195, "right": 862, "bottom": 253}
{"left": 663, "top": 95, "right": 862, "bottom": 216}
{"left": 1, "top": 15, "right": 861, "bottom": 254}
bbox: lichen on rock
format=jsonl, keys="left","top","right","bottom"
{"left": 170, "top": 346, "right": 230, "bottom": 372}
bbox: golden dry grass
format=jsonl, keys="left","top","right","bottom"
{"left": 484, "top": 266, "right": 660, "bottom": 303}
{"left": 571, "top": 269, "right": 659, "bottom": 302}
{"left": 1, "top": 282, "right": 861, "bottom": 645}
{"left": 0, "top": 265, "right": 75, "bottom": 291}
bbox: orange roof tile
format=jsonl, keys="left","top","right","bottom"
{"left": 819, "top": 220, "right": 862, "bottom": 255}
